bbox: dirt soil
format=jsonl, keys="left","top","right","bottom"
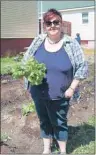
{"left": 1, "top": 69, "right": 95, "bottom": 154}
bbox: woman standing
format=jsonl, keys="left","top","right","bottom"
{"left": 22, "top": 8, "right": 88, "bottom": 154}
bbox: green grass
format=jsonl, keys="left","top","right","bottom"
{"left": 67, "top": 116, "right": 95, "bottom": 154}
{"left": 73, "top": 141, "right": 95, "bottom": 154}
{"left": 1, "top": 56, "right": 22, "bottom": 75}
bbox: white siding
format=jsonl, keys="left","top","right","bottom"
{"left": 1, "top": 1, "right": 38, "bottom": 38}
{"left": 62, "top": 8, "right": 94, "bottom": 40}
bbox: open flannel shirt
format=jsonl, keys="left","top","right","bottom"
{"left": 22, "top": 34, "right": 88, "bottom": 101}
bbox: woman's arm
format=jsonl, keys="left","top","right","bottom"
{"left": 64, "top": 39, "right": 88, "bottom": 98}
{"left": 64, "top": 79, "right": 80, "bottom": 98}
{"left": 72, "top": 39, "right": 88, "bottom": 80}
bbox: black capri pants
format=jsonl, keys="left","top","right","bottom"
{"left": 32, "top": 97, "right": 70, "bottom": 141}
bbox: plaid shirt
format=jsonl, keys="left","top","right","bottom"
{"left": 22, "top": 34, "right": 88, "bottom": 100}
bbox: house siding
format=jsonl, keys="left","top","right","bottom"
{"left": 61, "top": 7, "right": 94, "bottom": 49}
{"left": 1, "top": 1, "right": 38, "bottom": 56}
{"left": 62, "top": 7, "right": 94, "bottom": 40}
{"left": 1, "top": 38, "right": 33, "bottom": 57}
{"left": 1, "top": 1, "right": 38, "bottom": 38}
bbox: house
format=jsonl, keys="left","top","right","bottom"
{"left": 1, "top": 1, "right": 38, "bottom": 56}
{"left": 39, "top": 1, "right": 95, "bottom": 48}
{"left": 1, "top": 1, "right": 94, "bottom": 57}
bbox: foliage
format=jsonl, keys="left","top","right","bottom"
{"left": 22, "top": 102, "right": 36, "bottom": 116}
{"left": 1, "top": 57, "right": 21, "bottom": 75}
{"left": 73, "top": 141, "right": 95, "bottom": 154}
{"left": 12, "top": 57, "right": 46, "bottom": 85}
{"left": 1, "top": 132, "right": 11, "bottom": 142}
{"left": 87, "top": 115, "right": 95, "bottom": 126}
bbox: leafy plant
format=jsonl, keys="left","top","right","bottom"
{"left": 12, "top": 57, "right": 46, "bottom": 85}
{"left": 22, "top": 102, "right": 36, "bottom": 116}
{"left": 1, "top": 133, "right": 11, "bottom": 142}
{"left": 73, "top": 141, "right": 95, "bottom": 154}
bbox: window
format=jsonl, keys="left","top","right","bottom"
{"left": 82, "top": 12, "right": 88, "bottom": 24}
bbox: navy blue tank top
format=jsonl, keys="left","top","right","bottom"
{"left": 30, "top": 42, "right": 73, "bottom": 100}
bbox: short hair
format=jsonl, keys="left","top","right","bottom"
{"left": 43, "top": 8, "right": 62, "bottom": 22}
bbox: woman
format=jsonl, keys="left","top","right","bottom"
{"left": 22, "top": 9, "right": 88, "bottom": 154}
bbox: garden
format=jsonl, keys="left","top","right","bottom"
{"left": 1, "top": 49, "right": 95, "bottom": 154}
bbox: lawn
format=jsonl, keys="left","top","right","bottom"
{"left": 1, "top": 56, "right": 22, "bottom": 75}
{"left": 67, "top": 116, "right": 95, "bottom": 154}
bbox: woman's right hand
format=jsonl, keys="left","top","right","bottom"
{"left": 64, "top": 87, "right": 74, "bottom": 99}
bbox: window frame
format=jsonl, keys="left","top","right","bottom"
{"left": 82, "top": 12, "right": 89, "bottom": 24}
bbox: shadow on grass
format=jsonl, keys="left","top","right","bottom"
{"left": 51, "top": 123, "right": 95, "bottom": 154}
{"left": 67, "top": 124, "right": 95, "bottom": 154}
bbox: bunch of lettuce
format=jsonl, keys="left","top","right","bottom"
{"left": 12, "top": 57, "right": 46, "bottom": 85}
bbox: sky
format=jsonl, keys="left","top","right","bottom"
{"left": 38, "top": 0, "right": 94, "bottom": 14}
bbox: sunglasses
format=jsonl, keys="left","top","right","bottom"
{"left": 45, "top": 20, "right": 61, "bottom": 27}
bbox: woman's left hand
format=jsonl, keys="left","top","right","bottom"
{"left": 64, "top": 87, "right": 74, "bottom": 98}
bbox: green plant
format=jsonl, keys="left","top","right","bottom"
{"left": 1, "top": 57, "right": 21, "bottom": 75}
{"left": 12, "top": 57, "right": 46, "bottom": 85}
{"left": 1, "top": 133, "right": 11, "bottom": 142}
{"left": 22, "top": 102, "right": 36, "bottom": 116}
{"left": 73, "top": 141, "right": 95, "bottom": 154}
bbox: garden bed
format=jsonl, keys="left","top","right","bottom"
{"left": 1, "top": 50, "right": 95, "bottom": 154}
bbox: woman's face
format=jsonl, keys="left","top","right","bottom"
{"left": 44, "top": 15, "right": 62, "bottom": 37}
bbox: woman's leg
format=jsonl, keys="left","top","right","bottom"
{"left": 46, "top": 98, "right": 70, "bottom": 154}
{"left": 30, "top": 97, "right": 53, "bottom": 153}
{"left": 43, "top": 138, "right": 51, "bottom": 154}
{"left": 57, "top": 140, "right": 66, "bottom": 153}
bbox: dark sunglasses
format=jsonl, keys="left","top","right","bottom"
{"left": 45, "top": 20, "right": 61, "bottom": 27}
